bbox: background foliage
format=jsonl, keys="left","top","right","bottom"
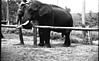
{"left": 2, "top": 0, "right": 21, "bottom": 24}
{"left": 2, "top": 0, "right": 98, "bottom": 27}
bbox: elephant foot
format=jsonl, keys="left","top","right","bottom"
{"left": 38, "top": 43, "right": 45, "bottom": 46}
{"left": 20, "top": 42, "right": 24, "bottom": 45}
{"left": 63, "top": 43, "right": 71, "bottom": 47}
{"left": 45, "top": 44, "right": 51, "bottom": 48}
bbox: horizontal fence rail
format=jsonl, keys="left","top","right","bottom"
{"left": 1, "top": 24, "right": 98, "bottom": 45}
{"left": 1, "top": 25, "right": 99, "bottom": 31}
{"left": 1, "top": 25, "right": 17, "bottom": 28}
{"left": 35, "top": 26, "right": 99, "bottom": 31}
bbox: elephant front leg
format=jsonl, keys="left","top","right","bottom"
{"left": 44, "top": 30, "right": 51, "bottom": 48}
{"left": 38, "top": 29, "right": 51, "bottom": 48}
{"left": 38, "top": 28, "right": 45, "bottom": 46}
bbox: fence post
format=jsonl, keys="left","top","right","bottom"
{"left": 87, "top": 31, "right": 92, "bottom": 44}
{"left": 19, "top": 27, "right": 24, "bottom": 44}
{"left": 86, "top": 25, "right": 91, "bottom": 44}
{"left": 33, "top": 27, "right": 37, "bottom": 46}
{"left": 18, "top": 20, "right": 24, "bottom": 44}
{"left": 6, "top": 0, "right": 9, "bottom": 25}
{"left": 82, "top": 0, "right": 87, "bottom": 44}
{"left": 32, "top": 21, "right": 38, "bottom": 46}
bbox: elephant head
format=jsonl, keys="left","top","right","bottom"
{"left": 16, "top": 2, "right": 33, "bottom": 29}
{"left": 17, "top": 1, "right": 30, "bottom": 24}
{"left": 22, "top": 1, "right": 52, "bottom": 24}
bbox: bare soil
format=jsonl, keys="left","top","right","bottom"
{"left": 1, "top": 34, "right": 98, "bottom": 61}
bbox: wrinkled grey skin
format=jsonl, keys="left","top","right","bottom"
{"left": 22, "top": 1, "right": 73, "bottom": 48}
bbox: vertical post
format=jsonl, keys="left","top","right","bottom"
{"left": 32, "top": 21, "right": 37, "bottom": 46}
{"left": 33, "top": 27, "right": 37, "bottom": 46}
{"left": 6, "top": 0, "right": 9, "bottom": 25}
{"left": 82, "top": 0, "right": 87, "bottom": 44}
{"left": 98, "top": 0, "right": 99, "bottom": 12}
{"left": 17, "top": 0, "right": 24, "bottom": 44}
{"left": 19, "top": 20, "right": 24, "bottom": 44}
{"left": 88, "top": 31, "right": 91, "bottom": 44}
{"left": 98, "top": 0, "right": 99, "bottom": 14}
{"left": 82, "top": 0, "right": 85, "bottom": 26}
{"left": 86, "top": 26, "right": 91, "bottom": 44}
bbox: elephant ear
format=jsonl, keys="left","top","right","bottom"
{"left": 39, "top": 6, "right": 51, "bottom": 16}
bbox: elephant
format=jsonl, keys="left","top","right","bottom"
{"left": 20, "top": 1, "right": 73, "bottom": 48}
{"left": 16, "top": 1, "right": 32, "bottom": 29}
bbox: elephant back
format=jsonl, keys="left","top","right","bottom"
{"left": 51, "top": 5, "right": 70, "bottom": 16}
{"left": 51, "top": 5, "right": 63, "bottom": 9}
{"left": 51, "top": 5, "right": 64, "bottom": 11}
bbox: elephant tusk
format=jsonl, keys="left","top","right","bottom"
{"left": 16, "top": 20, "right": 29, "bottom": 29}
{"left": 21, "top": 20, "right": 29, "bottom": 26}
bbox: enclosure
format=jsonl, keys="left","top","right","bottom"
{"left": 1, "top": 0, "right": 98, "bottom": 61}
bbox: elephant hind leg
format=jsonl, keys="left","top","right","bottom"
{"left": 62, "top": 33, "right": 65, "bottom": 37}
{"left": 63, "top": 30, "right": 71, "bottom": 47}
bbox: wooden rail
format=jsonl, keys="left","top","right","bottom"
{"left": 1, "top": 25, "right": 17, "bottom": 28}
{"left": 1, "top": 25, "right": 99, "bottom": 46}
{"left": 35, "top": 25, "right": 99, "bottom": 31}
{"left": 1, "top": 25, "right": 99, "bottom": 31}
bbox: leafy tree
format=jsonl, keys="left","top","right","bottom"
{"left": 8, "top": 0, "right": 19, "bottom": 24}
{"left": 77, "top": 13, "right": 83, "bottom": 26}
{"left": 86, "top": 11, "right": 98, "bottom": 27}
{"left": 1, "top": 0, "right": 7, "bottom": 20}
{"left": 1, "top": 0, "right": 22, "bottom": 24}
{"left": 77, "top": 11, "right": 98, "bottom": 27}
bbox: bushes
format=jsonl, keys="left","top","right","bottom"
{"left": 70, "top": 30, "right": 84, "bottom": 43}
{"left": 90, "top": 31, "right": 99, "bottom": 41}
{"left": 50, "top": 31, "right": 62, "bottom": 40}
{"left": 1, "top": 28, "right": 33, "bottom": 36}
{"left": 70, "top": 30, "right": 99, "bottom": 43}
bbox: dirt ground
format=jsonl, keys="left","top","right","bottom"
{"left": 1, "top": 34, "right": 98, "bottom": 61}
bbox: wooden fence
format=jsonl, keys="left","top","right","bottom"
{"left": 1, "top": 24, "right": 99, "bottom": 45}
{"left": 2, "top": 25, "right": 99, "bottom": 31}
